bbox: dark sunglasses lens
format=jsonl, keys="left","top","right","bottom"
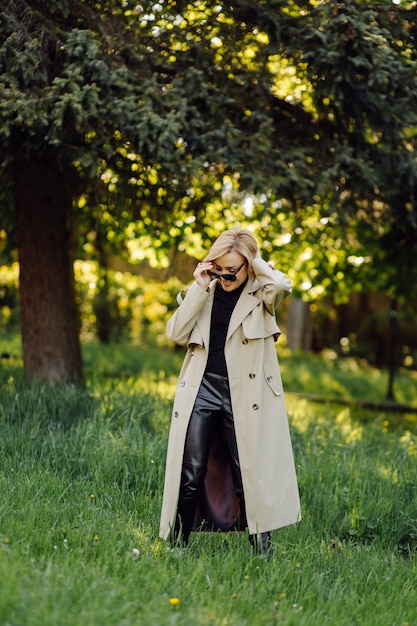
{"left": 207, "top": 270, "right": 237, "bottom": 281}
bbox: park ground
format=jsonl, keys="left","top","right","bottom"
{"left": 1, "top": 338, "right": 417, "bottom": 626}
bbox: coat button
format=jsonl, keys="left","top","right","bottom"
{"left": 242, "top": 339, "right": 248, "bottom": 345}
{"left": 180, "top": 381, "right": 185, "bottom": 387}
{"left": 252, "top": 404, "right": 259, "bottom": 410}
{"left": 174, "top": 411, "right": 179, "bottom": 418}
{"left": 249, "top": 373, "right": 256, "bottom": 379}
{"left": 267, "top": 375, "right": 273, "bottom": 382}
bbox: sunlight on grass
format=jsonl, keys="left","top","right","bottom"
{"left": 280, "top": 348, "right": 417, "bottom": 406}
{"left": 288, "top": 398, "right": 364, "bottom": 445}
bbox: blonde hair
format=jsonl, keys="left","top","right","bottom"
{"left": 204, "top": 228, "right": 259, "bottom": 280}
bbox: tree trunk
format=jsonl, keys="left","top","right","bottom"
{"left": 386, "top": 297, "right": 399, "bottom": 401}
{"left": 286, "top": 298, "right": 312, "bottom": 351}
{"left": 14, "top": 151, "right": 84, "bottom": 385}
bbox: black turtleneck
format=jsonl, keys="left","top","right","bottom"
{"left": 205, "top": 279, "right": 247, "bottom": 376}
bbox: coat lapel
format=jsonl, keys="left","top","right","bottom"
{"left": 195, "top": 278, "right": 261, "bottom": 347}
{"left": 195, "top": 285, "right": 214, "bottom": 348}
{"left": 227, "top": 279, "right": 261, "bottom": 341}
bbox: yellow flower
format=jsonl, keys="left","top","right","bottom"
{"left": 231, "top": 593, "right": 237, "bottom": 599}
{"left": 169, "top": 597, "right": 180, "bottom": 607}
{"left": 278, "top": 592, "right": 286, "bottom": 600}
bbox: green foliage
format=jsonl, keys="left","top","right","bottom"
{"left": 0, "top": 261, "right": 19, "bottom": 331}
{"left": 1, "top": 0, "right": 417, "bottom": 384}
{"left": 73, "top": 260, "right": 183, "bottom": 345}
{"left": 300, "top": 0, "right": 417, "bottom": 297}
{"left": 1, "top": 344, "right": 417, "bottom": 624}
{"left": 2, "top": 0, "right": 416, "bottom": 225}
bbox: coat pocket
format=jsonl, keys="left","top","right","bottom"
{"left": 263, "top": 361, "right": 281, "bottom": 396}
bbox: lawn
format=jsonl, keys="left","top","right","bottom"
{"left": 0, "top": 338, "right": 416, "bottom": 625}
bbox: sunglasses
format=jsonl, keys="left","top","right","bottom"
{"left": 207, "top": 262, "right": 246, "bottom": 282}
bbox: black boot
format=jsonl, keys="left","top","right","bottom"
{"left": 249, "top": 531, "right": 272, "bottom": 554}
{"left": 172, "top": 516, "right": 189, "bottom": 548}
{"left": 172, "top": 497, "right": 197, "bottom": 547}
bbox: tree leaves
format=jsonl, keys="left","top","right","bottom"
{"left": 1, "top": 0, "right": 417, "bottom": 301}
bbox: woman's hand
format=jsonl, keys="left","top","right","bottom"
{"left": 193, "top": 261, "right": 214, "bottom": 290}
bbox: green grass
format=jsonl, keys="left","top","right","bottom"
{"left": 280, "top": 347, "right": 417, "bottom": 406}
{"left": 1, "top": 339, "right": 417, "bottom": 625}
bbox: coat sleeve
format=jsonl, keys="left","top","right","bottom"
{"left": 251, "top": 257, "right": 292, "bottom": 316}
{"left": 166, "top": 281, "right": 211, "bottom": 346}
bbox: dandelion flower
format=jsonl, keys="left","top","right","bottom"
{"left": 132, "top": 548, "right": 140, "bottom": 558}
{"left": 169, "top": 597, "right": 180, "bottom": 607}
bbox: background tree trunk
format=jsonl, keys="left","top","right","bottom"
{"left": 14, "top": 151, "right": 84, "bottom": 385}
{"left": 386, "top": 298, "right": 399, "bottom": 401}
{"left": 286, "top": 298, "right": 313, "bottom": 351}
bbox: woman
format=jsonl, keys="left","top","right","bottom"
{"left": 159, "top": 228, "right": 300, "bottom": 551}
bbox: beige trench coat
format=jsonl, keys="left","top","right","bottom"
{"left": 159, "top": 258, "right": 301, "bottom": 539}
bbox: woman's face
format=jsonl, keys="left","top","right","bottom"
{"left": 211, "top": 252, "right": 248, "bottom": 292}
